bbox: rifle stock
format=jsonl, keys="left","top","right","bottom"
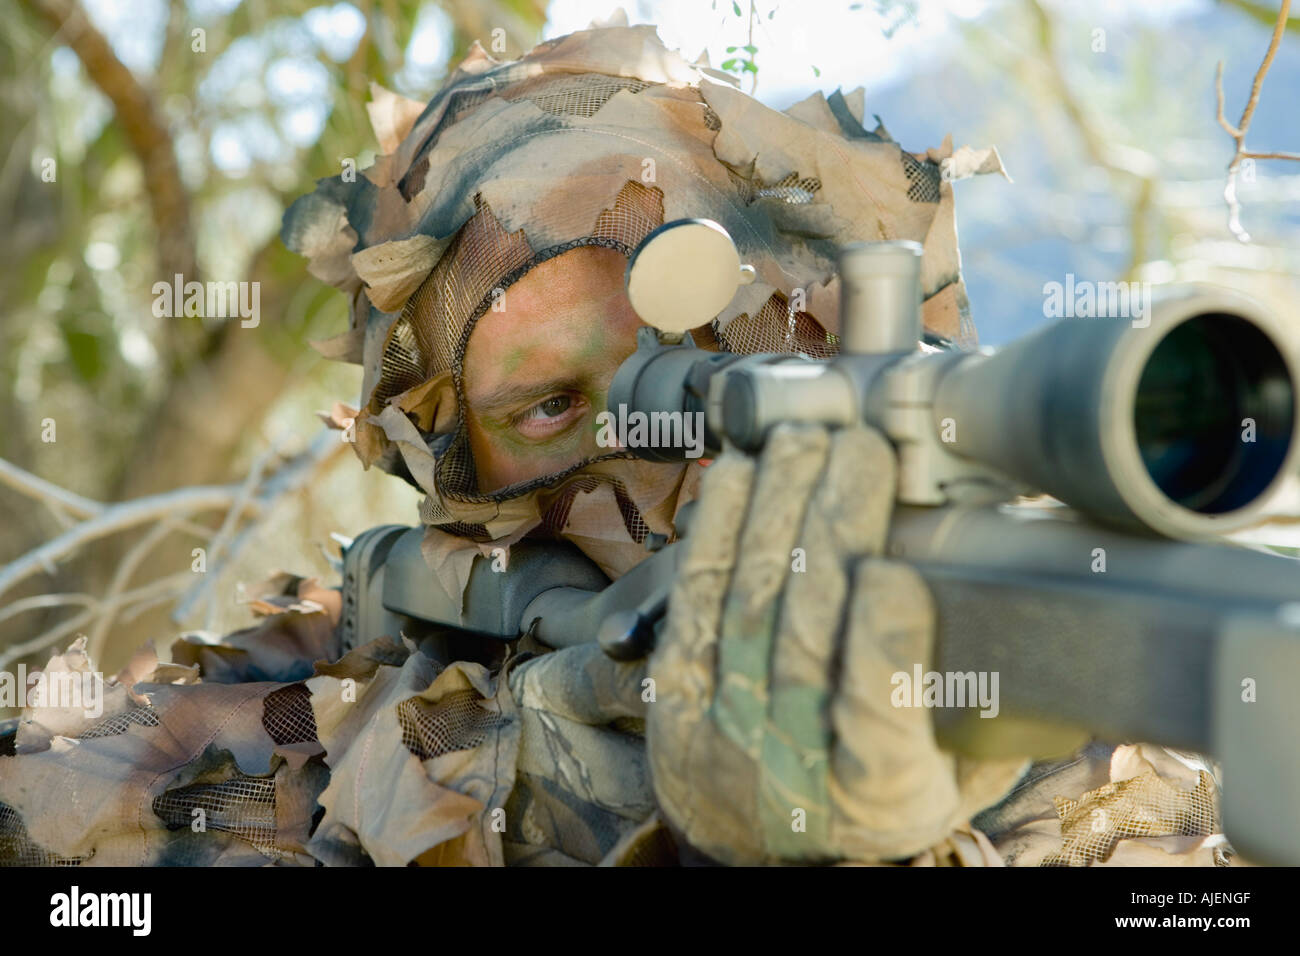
{"left": 341, "top": 498, "right": 1300, "bottom": 861}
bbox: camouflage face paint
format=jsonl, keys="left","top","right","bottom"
{"left": 501, "top": 345, "right": 529, "bottom": 376}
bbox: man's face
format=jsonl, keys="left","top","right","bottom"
{"left": 462, "top": 245, "right": 643, "bottom": 492}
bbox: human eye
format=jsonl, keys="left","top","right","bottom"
{"left": 510, "top": 392, "right": 586, "bottom": 440}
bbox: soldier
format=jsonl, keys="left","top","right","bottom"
{"left": 0, "top": 20, "right": 1229, "bottom": 867}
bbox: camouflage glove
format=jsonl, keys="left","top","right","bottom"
{"left": 646, "top": 422, "right": 1026, "bottom": 865}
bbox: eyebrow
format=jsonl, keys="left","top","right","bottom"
{"left": 468, "top": 378, "right": 585, "bottom": 417}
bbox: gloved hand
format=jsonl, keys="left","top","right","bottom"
{"left": 645, "top": 422, "right": 1027, "bottom": 865}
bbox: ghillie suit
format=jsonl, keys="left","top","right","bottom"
{"left": 0, "top": 19, "right": 1229, "bottom": 868}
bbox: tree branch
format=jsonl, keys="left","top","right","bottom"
{"left": 0, "top": 429, "right": 346, "bottom": 665}
{"left": 85, "top": 517, "right": 178, "bottom": 663}
{"left": 1215, "top": 0, "right": 1298, "bottom": 242}
{"left": 0, "top": 457, "right": 104, "bottom": 519}
{"left": 17, "top": 0, "right": 198, "bottom": 285}
{"left": 1219, "top": 0, "right": 1300, "bottom": 34}
{"left": 1242, "top": 149, "right": 1300, "bottom": 161}
{"left": 173, "top": 430, "right": 347, "bottom": 627}
{"left": 0, "top": 573, "right": 194, "bottom": 672}
{"left": 0, "top": 484, "right": 261, "bottom": 604}
{"left": 0, "top": 592, "right": 98, "bottom": 626}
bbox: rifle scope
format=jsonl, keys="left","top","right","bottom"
{"left": 610, "top": 225, "right": 1300, "bottom": 539}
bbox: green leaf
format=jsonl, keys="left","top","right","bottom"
{"left": 720, "top": 58, "right": 740, "bottom": 71}
{"left": 726, "top": 45, "right": 738, "bottom": 52}
{"left": 732, "top": 1, "right": 742, "bottom": 15}
{"left": 743, "top": 44, "right": 758, "bottom": 54}
{"left": 742, "top": 60, "right": 758, "bottom": 73}
{"left": 812, "top": 65, "right": 821, "bottom": 77}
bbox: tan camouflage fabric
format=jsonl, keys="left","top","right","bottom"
{"left": 0, "top": 579, "right": 669, "bottom": 867}
{"left": 0, "top": 589, "right": 338, "bottom": 866}
{"left": 0, "top": 609, "right": 1235, "bottom": 866}
{"left": 974, "top": 741, "right": 1234, "bottom": 867}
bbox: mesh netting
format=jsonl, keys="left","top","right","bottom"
{"left": 727, "top": 167, "right": 823, "bottom": 206}
{"left": 499, "top": 72, "right": 652, "bottom": 116}
{"left": 152, "top": 775, "right": 283, "bottom": 859}
{"left": 379, "top": 179, "right": 667, "bottom": 514}
{"left": 398, "top": 67, "right": 658, "bottom": 201}
{"left": 0, "top": 682, "right": 325, "bottom": 866}
{"left": 397, "top": 61, "right": 537, "bottom": 200}
{"left": 377, "top": 167, "right": 840, "bottom": 535}
{"left": 76, "top": 706, "right": 161, "bottom": 740}
{"left": 397, "top": 689, "right": 507, "bottom": 761}
{"left": 143, "top": 684, "right": 323, "bottom": 861}
{"left": 901, "top": 151, "right": 942, "bottom": 204}
{"left": 536, "top": 475, "right": 650, "bottom": 544}
{"left": 0, "top": 801, "right": 88, "bottom": 866}
{"left": 261, "top": 683, "right": 319, "bottom": 746}
{"left": 1043, "top": 770, "right": 1222, "bottom": 867}
{"left": 717, "top": 290, "right": 840, "bottom": 359}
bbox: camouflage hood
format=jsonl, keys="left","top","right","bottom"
{"left": 280, "top": 19, "right": 1005, "bottom": 576}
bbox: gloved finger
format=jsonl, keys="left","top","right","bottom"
{"left": 759, "top": 425, "right": 897, "bottom": 858}
{"left": 646, "top": 452, "right": 755, "bottom": 854}
{"left": 829, "top": 557, "right": 962, "bottom": 861}
{"left": 713, "top": 424, "right": 830, "bottom": 768}
{"left": 509, "top": 642, "right": 648, "bottom": 724}
{"left": 652, "top": 452, "right": 755, "bottom": 708}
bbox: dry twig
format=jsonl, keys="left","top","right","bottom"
{"left": 0, "top": 573, "right": 195, "bottom": 671}
{"left": 0, "top": 458, "right": 103, "bottom": 520}
{"left": 1215, "top": 0, "right": 1299, "bottom": 241}
{"left": 85, "top": 518, "right": 179, "bottom": 664}
{"left": 0, "top": 430, "right": 345, "bottom": 667}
